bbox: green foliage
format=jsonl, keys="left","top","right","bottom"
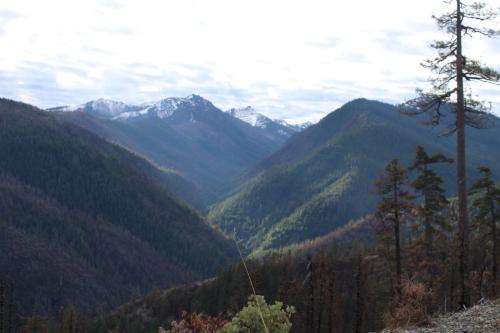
{"left": 410, "top": 146, "right": 453, "bottom": 252}
{"left": 470, "top": 166, "right": 500, "bottom": 294}
{"left": 470, "top": 167, "right": 500, "bottom": 220}
{"left": 374, "top": 159, "right": 415, "bottom": 301}
{"left": 220, "top": 295, "right": 295, "bottom": 333}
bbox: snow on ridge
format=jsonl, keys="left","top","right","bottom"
{"left": 49, "top": 94, "right": 213, "bottom": 120}
{"left": 226, "top": 106, "right": 312, "bottom": 133}
{"left": 227, "top": 106, "right": 272, "bottom": 128}
{"left": 137, "top": 95, "right": 211, "bottom": 119}
{"left": 46, "top": 105, "right": 79, "bottom": 112}
{"left": 86, "top": 98, "right": 132, "bottom": 117}
{"left": 113, "top": 108, "right": 149, "bottom": 120}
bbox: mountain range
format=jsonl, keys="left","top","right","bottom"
{"left": 208, "top": 98, "right": 500, "bottom": 254}
{"left": 6, "top": 94, "right": 500, "bottom": 320}
{"left": 50, "top": 95, "right": 309, "bottom": 209}
{"left": 0, "top": 98, "right": 238, "bottom": 317}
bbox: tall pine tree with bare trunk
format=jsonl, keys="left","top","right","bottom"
{"left": 375, "top": 159, "right": 415, "bottom": 303}
{"left": 399, "top": 0, "right": 500, "bottom": 308}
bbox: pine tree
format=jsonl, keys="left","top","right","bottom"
{"left": 470, "top": 167, "right": 500, "bottom": 296}
{"left": 399, "top": 0, "right": 500, "bottom": 307}
{"left": 410, "top": 146, "right": 453, "bottom": 258}
{"left": 354, "top": 253, "right": 364, "bottom": 333}
{"left": 0, "top": 276, "right": 14, "bottom": 333}
{"left": 375, "top": 159, "right": 415, "bottom": 302}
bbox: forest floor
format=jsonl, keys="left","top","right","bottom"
{"left": 381, "top": 299, "right": 500, "bottom": 333}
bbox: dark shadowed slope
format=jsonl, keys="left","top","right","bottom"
{"left": 0, "top": 98, "right": 237, "bottom": 317}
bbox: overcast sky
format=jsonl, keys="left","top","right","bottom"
{"left": 0, "top": 0, "right": 499, "bottom": 123}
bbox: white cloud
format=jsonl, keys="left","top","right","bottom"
{"left": 0, "top": 0, "right": 499, "bottom": 122}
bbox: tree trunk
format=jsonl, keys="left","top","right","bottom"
{"left": 327, "top": 271, "right": 335, "bottom": 333}
{"left": 395, "top": 217, "right": 402, "bottom": 303}
{"left": 424, "top": 198, "right": 432, "bottom": 259}
{"left": 455, "top": 0, "right": 469, "bottom": 309}
{"left": 393, "top": 179, "right": 402, "bottom": 303}
{"left": 490, "top": 196, "right": 497, "bottom": 297}
{"left": 354, "top": 256, "right": 363, "bottom": 333}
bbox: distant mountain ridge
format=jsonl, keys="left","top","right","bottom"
{"left": 48, "top": 95, "right": 310, "bottom": 129}
{"left": 53, "top": 95, "right": 300, "bottom": 208}
{"left": 209, "top": 98, "right": 500, "bottom": 254}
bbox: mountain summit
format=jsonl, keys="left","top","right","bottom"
{"left": 226, "top": 105, "right": 309, "bottom": 143}
{"left": 227, "top": 106, "right": 278, "bottom": 128}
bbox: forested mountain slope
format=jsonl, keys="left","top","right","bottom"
{"left": 209, "top": 98, "right": 500, "bottom": 253}
{"left": 0, "top": 98, "right": 237, "bottom": 317}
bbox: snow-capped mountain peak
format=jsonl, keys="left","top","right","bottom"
{"left": 127, "top": 94, "right": 213, "bottom": 120}
{"left": 227, "top": 106, "right": 272, "bottom": 128}
{"left": 84, "top": 98, "right": 132, "bottom": 117}
{"left": 225, "top": 106, "right": 313, "bottom": 136}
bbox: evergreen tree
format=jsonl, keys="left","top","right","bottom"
{"left": 0, "top": 276, "right": 14, "bottom": 333}
{"left": 409, "top": 146, "right": 453, "bottom": 258}
{"left": 470, "top": 167, "right": 500, "bottom": 296}
{"left": 399, "top": 0, "right": 500, "bottom": 307}
{"left": 375, "top": 159, "right": 415, "bottom": 302}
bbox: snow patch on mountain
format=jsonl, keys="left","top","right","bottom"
{"left": 48, "top": 95, "right": 213, "bottom": 121}
{"left": 227, "top": 106, "right": 311, "bottom": 133}
{"left": 226, "top": 106, "right": 274, "bottom": 129}
{"left": 115, "top": 95, "right": 211, "bottom": 120}
{"left": 280, "top": 120, "right": 313, "bottom": 131}
{"left": 113, "top": 108, "right": 150, "bottom": 120}
{"left": 84, "top": 98, "right": 132, "bottom": 117}
{"left": 45, "top": 105, "right": 79, "bottom": 112}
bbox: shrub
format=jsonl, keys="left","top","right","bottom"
{"left": 220, "top": 295, "right": 295, "bottom": 333}
{"left": 383, "top": 279, "right": 432, "bottom": 329}
{"left": 159, "top": 312, "right": 227, "bottom": 333}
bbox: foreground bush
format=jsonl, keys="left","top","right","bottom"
{"left": 159, "top": 312, "right": 227, "bottom": 333}
{"left": 220, "top": 295, "right": 295, "bottom": 333}
{"left": 384, "top": 279, "right": 432, "bottom": 329}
